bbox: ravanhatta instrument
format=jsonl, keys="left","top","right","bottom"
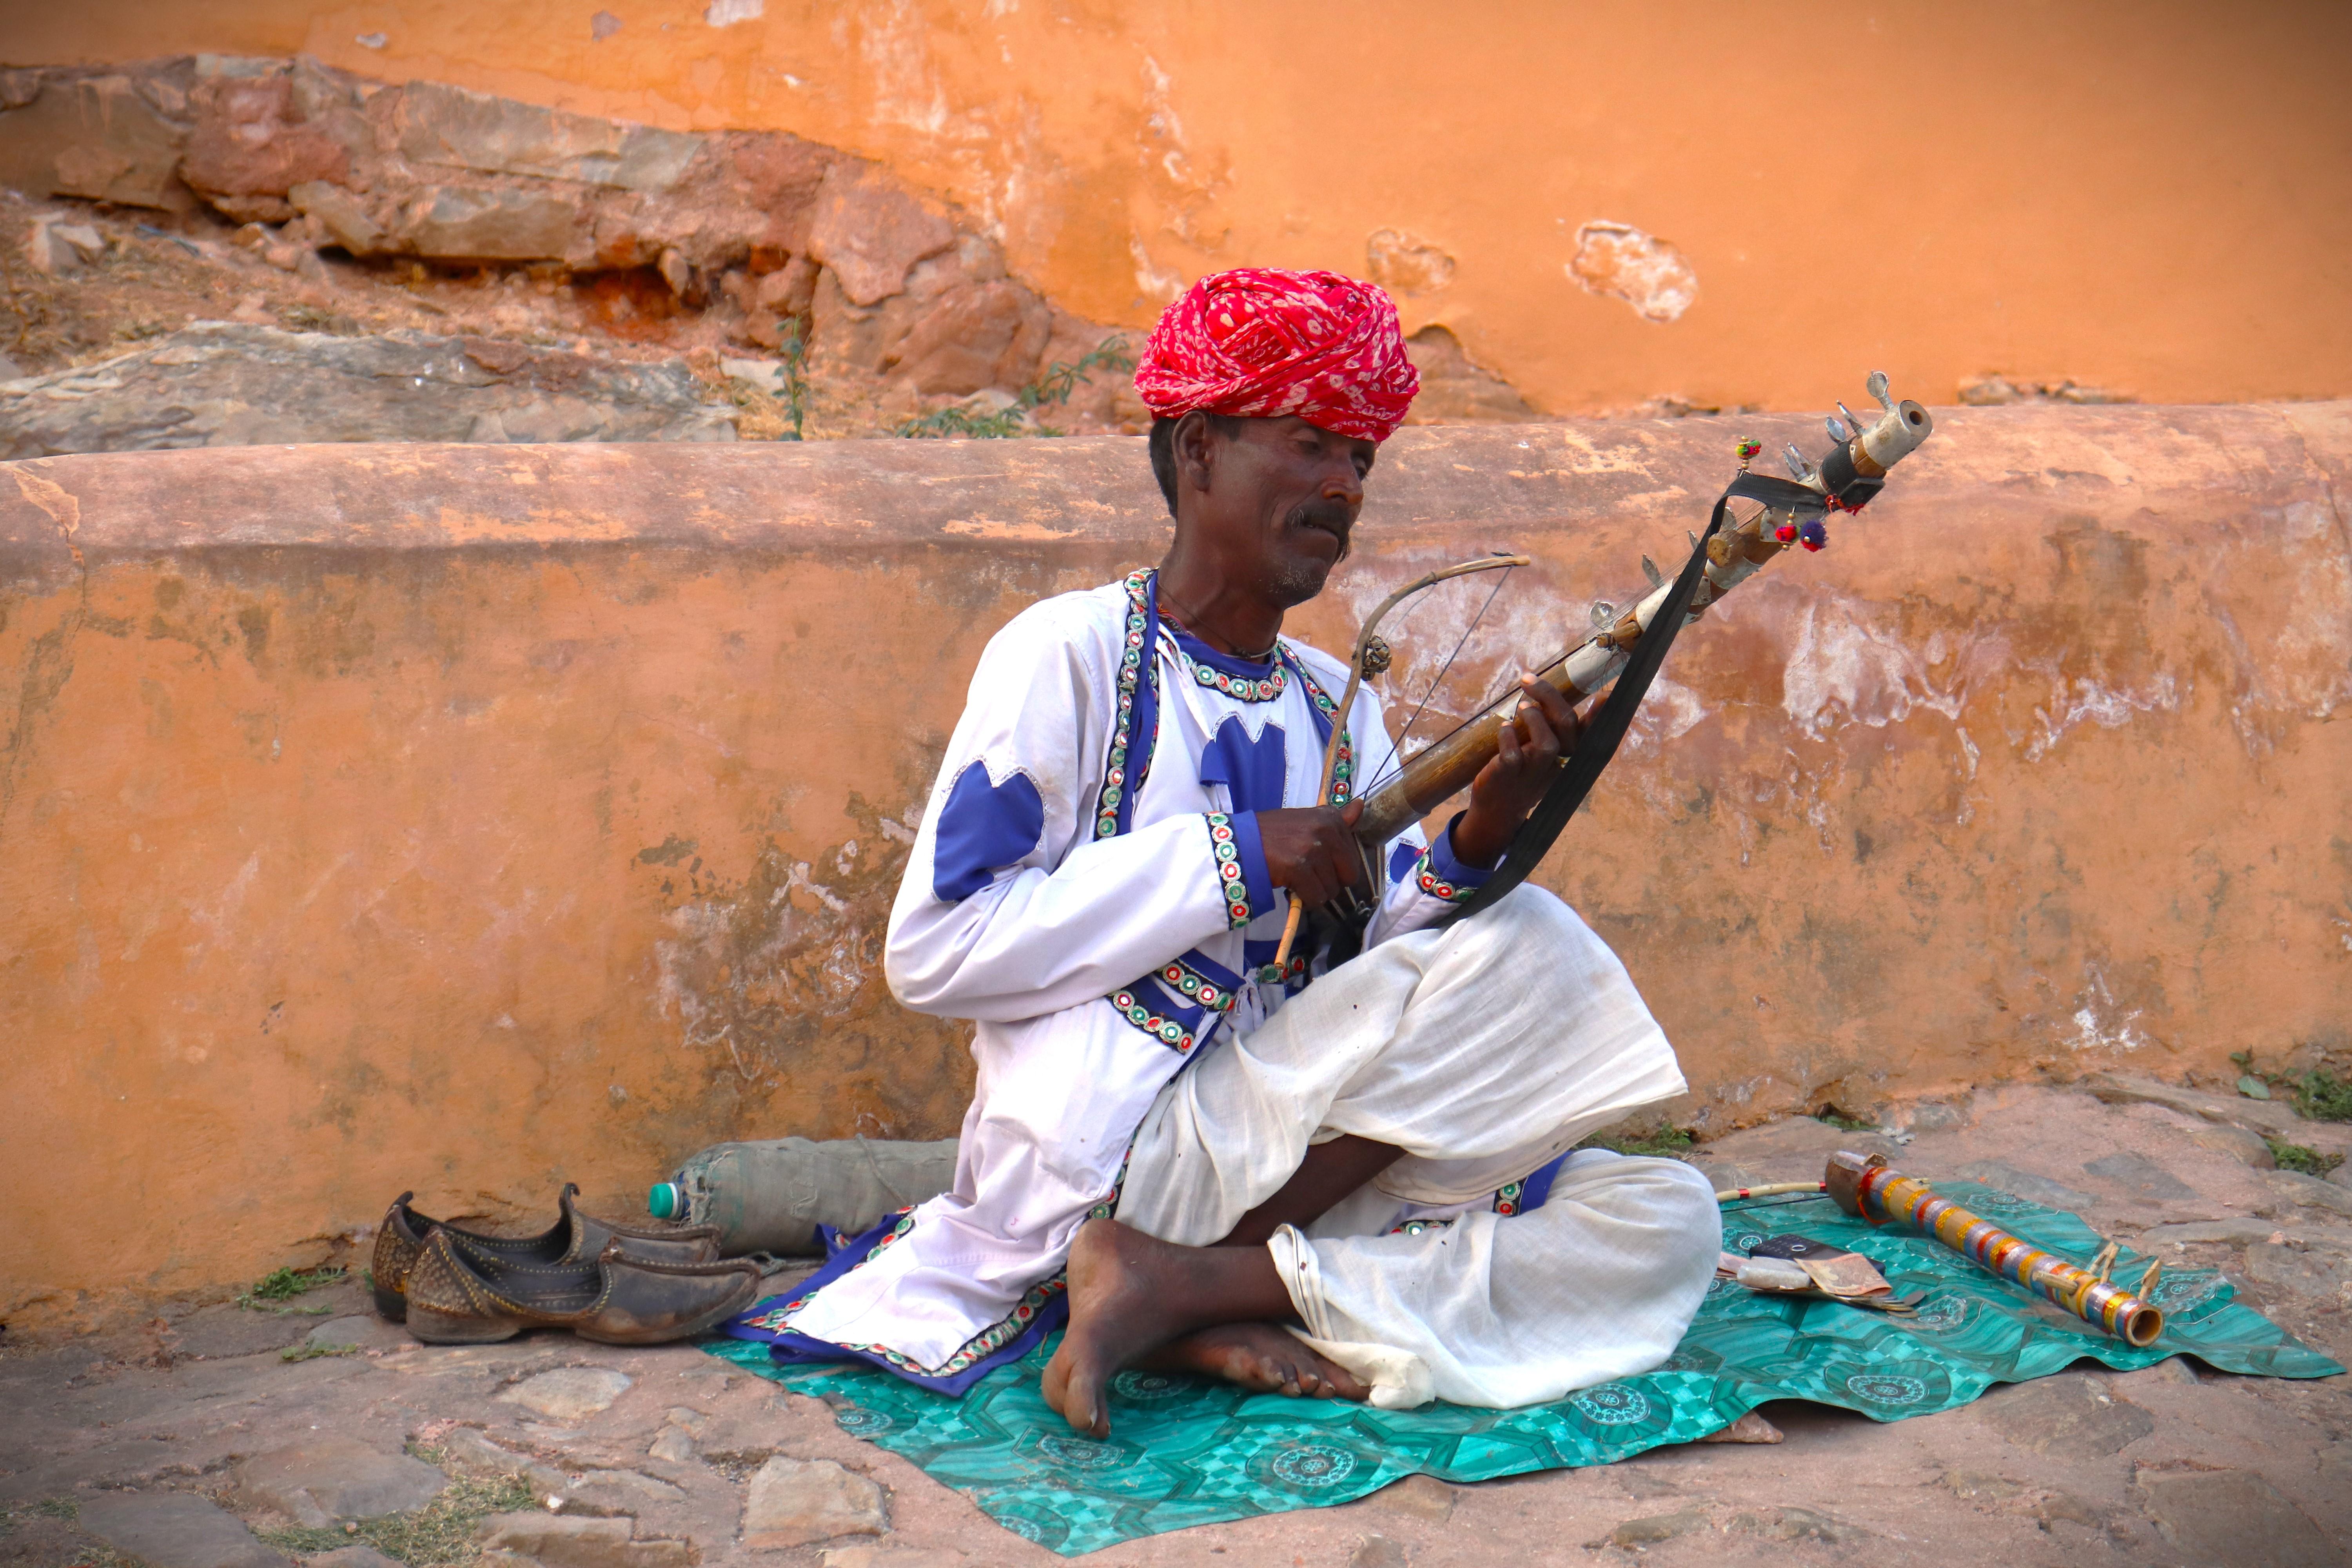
{"left": 1349, "top": 372, "right": 1933, "bottom": 851}
{"left": 1274, "top": 371, "right": 1936, "bottom": 971}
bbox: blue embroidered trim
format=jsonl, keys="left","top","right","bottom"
{"left": 1161, "top": 945, "right": 1243, "bottom": 1009}
{"left": 1284, "top": 650, "right": 1352, "bottom": 803}
{"left": 1223, "top": 811, "right": 1273, "bottom": 926}
{"left": 1205, "top": 811, "right": 1253, "bottom": 928}
{"left": 727, "top": 1160, "right": 1135, "bottom": 1388}
{"left": 1411, "top": 813, "right": 1494, "bottom": 904}
{"left": 1244, "top": 936, "right": 1308, "bottom": 987}
{"left": 1387, "top": 1216, "right": 1458, "bottom": 1236}
{"left": 1108, "top": 946, "right": 1241, "bottom": 1056}
{"left": 1496, "top": 1149, "right": 1576, "bottom": 1217}
{"left": 1091, "top": 570, "right": 1162, "bottom": 841}
{"left": 1412, "top": 854, "right": 1477, "bottom": 904}
{"left": 1519, "top": 1148, "right": 1573, "bottom": 1211}
{"left": 1109, "top": 976, "right": 1208, "bottom": 1054}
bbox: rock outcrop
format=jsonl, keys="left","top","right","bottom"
{"left": 0, "top": 55, "right": 1140, "bottom": 419}
{"left": 0, "top": 66, "right": 193, "bottom": 210}
{"left": 0, "top": 323, "right": 737, "bottom": 459}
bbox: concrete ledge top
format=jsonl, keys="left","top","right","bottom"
{"left": 4, "top": 401, "right": 2346, "bottom": 560}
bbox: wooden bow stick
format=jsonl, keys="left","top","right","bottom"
{"left": 1267, "top": 554, "right": 1531, "bottom": 975}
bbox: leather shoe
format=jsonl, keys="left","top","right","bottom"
{"left": 401, "top": 1229, "right": 765, "bottom": 1345}
{"left": 371, "top": 1183, "right": 720, "bottom": 1321}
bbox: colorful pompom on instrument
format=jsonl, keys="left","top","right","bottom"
{"left": 1774, "top": 520, "right": 1799, "bottom": 544}
{"left": 1799, "top": 519, "right": 1828, "bottom": 552}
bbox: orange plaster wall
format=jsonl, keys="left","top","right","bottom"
{"left": 9, "top": 1, "right": 2352, "bottom": 414}
{"left": 4, "top": 405, "right": 2348, "bottom": 1324}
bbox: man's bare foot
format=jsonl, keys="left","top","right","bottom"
{"left": 1040, "top": 1218, "right": 1293, "bottom": 1437}
{"left": 1143, "top": 1323, "right": 1370, "bottom": 1401}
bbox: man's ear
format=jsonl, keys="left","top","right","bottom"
{"left": 1172, "top": 410, "right": 1218, "bottom": 496}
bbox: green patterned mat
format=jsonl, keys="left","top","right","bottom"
{"left": 701, "top": 1182, "right": 2341, "bottom": 1555}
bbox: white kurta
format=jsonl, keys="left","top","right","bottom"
{"left": 786, "top": 572, "right": 1487, "bottom": 1372}
{"left": 1115, "top": 884, "right": 1720, "bottom": 1407}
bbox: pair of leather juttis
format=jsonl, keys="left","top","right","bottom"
{"left": 368, "top": 1183, "right": 773, "bottom": 1345}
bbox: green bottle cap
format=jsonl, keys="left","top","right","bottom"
{"left": 648, "top": 1181, "right": 681, "bottom": 1220}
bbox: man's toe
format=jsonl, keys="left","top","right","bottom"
{"left": 1321, "top": 1360, "right": 1369, "bottom": 1401}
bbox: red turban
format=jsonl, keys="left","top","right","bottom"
{"left": 1133, "top": 268, "right": 1420, "bottom": 443}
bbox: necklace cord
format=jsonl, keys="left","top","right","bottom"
{"left": 1157, "top": 588, "right": 1279, "bottom": 663}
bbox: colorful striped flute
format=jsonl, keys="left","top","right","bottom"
{"left": 1825, "top": 1151, "right": 2165, "bottom": 1347}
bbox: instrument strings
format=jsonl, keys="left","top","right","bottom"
{"left": 1358, "top": 563, "right": 1525, "bottom": 799}
{"left": 1360, "top": 499, "right": 1778, "bottom": 801}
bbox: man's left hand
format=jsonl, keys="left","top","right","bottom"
{"left": 1449, "top": 676, "right": 1582, "bottom": 868}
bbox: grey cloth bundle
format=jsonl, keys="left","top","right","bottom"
{"left": 669, "top": 1137, "right": 959, "bottom": 1256}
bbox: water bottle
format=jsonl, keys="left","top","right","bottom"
{"left": 649, "top": 1136, "right": 958, "bottom": 1256}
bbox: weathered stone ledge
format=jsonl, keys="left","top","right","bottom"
{"left": 2, "top": 402, "right": 2347, "bottom": 1316}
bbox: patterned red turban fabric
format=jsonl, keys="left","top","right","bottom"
{"left": 1133, "top": 268, "right": 1420, "bottom": 442}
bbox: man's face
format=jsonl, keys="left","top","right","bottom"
{"left": 1179, "top": 414, "right": 1377, "bottom": 606}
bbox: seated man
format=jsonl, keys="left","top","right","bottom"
{"left": 751, "top": 267, "right": 1718, "bottom": 1434}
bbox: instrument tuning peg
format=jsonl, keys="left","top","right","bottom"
{"left": 1836, "top": 401, "right": 1865, "bottom": 435}
{"left": 1641, "top": 555, "right": 1664, "bottom": 588}
{"left": 1865, "top": 370, "right": 1893, "bottom": 411}
{"left": 1782, "top": 443, "right": 1814, "bottom": 481}
{"left": 1589, "top": 599, "right": 1618, "bottom": 631}
{"left": 1686, "top": 529, "right": 1701, "bottom": 550}
{"left": 1826, "top": 416, "right": 1851, "bottom": 443}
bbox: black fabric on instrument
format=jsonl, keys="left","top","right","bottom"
{"left": 1725, "top": 471, "right": 1829, "bottom": 517}
{"left": 1445, "top": 469, "right": 1818, "bottom": 922}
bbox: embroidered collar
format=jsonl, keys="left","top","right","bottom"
{"left": 1168, "top": 624, "right": 1289, "bottom": 703}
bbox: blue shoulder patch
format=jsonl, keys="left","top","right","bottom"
{"left": 1388, "top": 841, "right": 1421, "bottom": 885}
{"left": 931, "top": 760, "right": 1047, "bottom": 903}
{"left": 1198, "top": 716, "right": 1288, "bottom": 815}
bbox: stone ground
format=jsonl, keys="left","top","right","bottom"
{"left": 5, "top": 1079, "right": 2348, "bottom": 1568}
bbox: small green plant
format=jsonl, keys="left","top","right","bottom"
{"left": 897, "top": 334, "right": 1134, "bottom": 440}
{"left": 2231, "top": 1052, "right": 2352, "bottom": 1122}
{"left": 237, "top": 1263, "right": 347, "bottom": 1313}
{"left": 2291, "top": 1067, "right": 2352, "bottom": 1123}
{"left": 895, "top": 402, "right": 1031, "bottom": 439}
{"left": 1020, "top": 336, "right": 1135, "bottom": 418}
{"left": 248, "top": 1263, "right": 346, "bottom": 1300}
{"left": 35, "top": 1497, "right": 77, "bottom": 1520}
{"left": 773, "top": 316, "right": 810, "bottom": 440}
{"left": 259, "top": 1470, "right": 537, "bottom": 1566}
{"left": 2265, "top": 1138, "right": 2346, "bottom": 1179}
{"left": 1579, "top": 1125, "right": 1696, "bottom": 1161}
{"left": 281, "top": 1341, "right": 361, "bottom": 1363}
{"left": 1814, "top": 1105, "right": 1877, "bottom": 1132}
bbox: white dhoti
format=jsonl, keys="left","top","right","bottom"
{"left": 1116, "top": 886, "right": 1722, "bottom": 1408}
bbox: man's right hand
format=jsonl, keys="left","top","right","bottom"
{"left": 1254, "top": 800, "right": 1367, "bottom": 908}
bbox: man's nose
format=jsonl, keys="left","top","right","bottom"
{"left": 1322, "top": 457, "right": 1363, "bottom": 509}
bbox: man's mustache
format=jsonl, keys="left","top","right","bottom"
{"left": 1283, "top": 497, "right": 1354, "bottom": 561}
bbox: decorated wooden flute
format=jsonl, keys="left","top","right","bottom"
{"left": 1348, "top": 373, "right": 1935, "bottom": 846}
{"left": 1826, "top": 1150, "right": 2166, "bottom": 1347}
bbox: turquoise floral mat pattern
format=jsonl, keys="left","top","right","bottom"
{"left": 700, "top": 1183, "right": 2341, "bottom": 1556}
